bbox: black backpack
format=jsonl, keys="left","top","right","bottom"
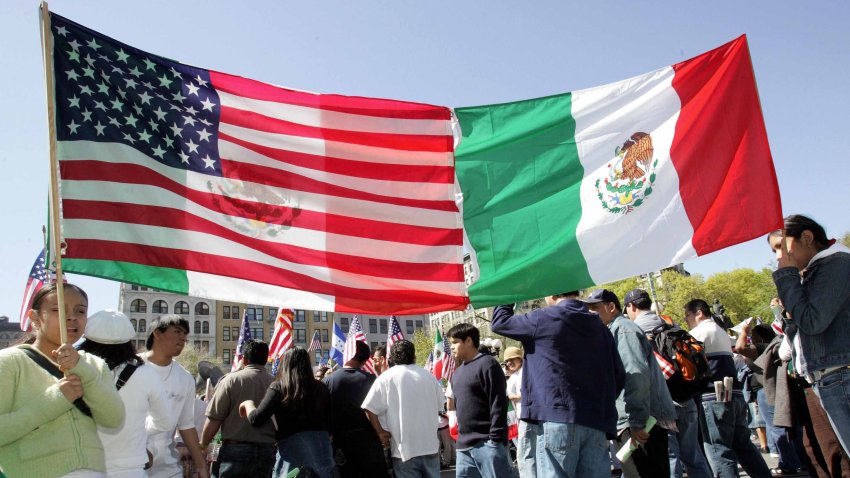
{"left": 649, "top": 324, "right": 713, "bottom": 402}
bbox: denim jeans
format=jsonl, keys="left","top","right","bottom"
{"left": 456, "top": 440, "right": 512, "bottom": 478}
{"left": 814, "top": 367, "right": 850, "bottom": 457}
{"left": 273, "top": 430, "right": 335, "bottom": 478}
{"left": 699, "top": 396, "right": 771, "bottom": 478}
{"left": 756, "top": 388, "right": 802, "bottom": 469}
{"left": 517, "top": 421, "right": 536, "bottom": 478}
{"left": 668, "top": 399, "right": 712, "bottom": 478}
{"left": 213, "top": 442, "right": 276, "bottom": 478}
{"left": 525, "top": 421, "right": 608, "bottom": 478}
{"left": 392, "top": 453, "right": 440, "bottom": 478}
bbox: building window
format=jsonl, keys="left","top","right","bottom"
{"left": 255, "top": 307, "right": 264, "bottom": 321}
{"left": 194, "top": 321, "right": 202, "bottom": 334}
{"left": 195, "top": 302, "right": 210, "bottom": 316}
{"left": 222, "top": 306, "right": 230, "bottom": 319}
{"left": 323, "top": 350, "right": 330, "bottom": 361}
{"left": 340, "top": 317, "right": 349, "bottom": 330}
{"left": 379, "top": 319, "right": 388, "bottom": 334}
{"left": 294, "top": 310, "right": 306, "bottom": 323}
{"left": 405, "top": 320, "right": 414, "bottom": 335}
{"left": 231, "top": 306, "right": 240, "bottom": 320}
{"left": 223, "top": 327, "right": 231, "bottom": 341}
{"left": 251, "top": 327, "right": 264, "bottom": 341}
{"left": 131, "top": 284, "right": 139, "bottom": 291}
{"left": 321, "top": 329, "right": 329, "bottom": 342}
{"left": 138, "top": 319, "right": 147, "bottom": 333}
{"left": 202, "top": 322, "right": 209, "bottom": 334}
{"left": 369, "top": 319, "right": 378, "bottom": 334}
{"left": 194, "top": 341, "right": 201, "bottom": 349}
{"left": 314, "top": 311, "right": 328, "bottom": 322}
{"left": 315, "top": 351, "right": 323, "bottom": 364}
{"left": 175, "top": 301, "right": 189, "bottom": 315}
{"left": 223, "top": 349, "right": 231, "bottom": 365}
{"left": 268, "top": 307, "right": 277, "bottom": 319}
{"left": 247, "top": 307, "right": 256, "bottom": 321}
{"left": 130, "top": 299, "right": 147, "bottom": 313}
{"left": 415, "top": 320, "right": 423, "bottom": 330}
{"left": 152, "top": 300, "right": 168, "bottom": 314}
{"left": 201, "top": 341, "right": 209, "bottom": 352}
{"left": 131, "top": 319, "right": 138, "bottom": 332}
{"left": 295, "top": 329, "right": 306, "bottom": 343}
{"left": 231, "top": 327, "right": 240, "bottom": 339}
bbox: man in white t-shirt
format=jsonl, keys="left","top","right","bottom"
{"left": 362, "top": 339, "right": 445, "bottom": 477}
{"left": 144, "top": 315, "right": 209, "bottom": 478}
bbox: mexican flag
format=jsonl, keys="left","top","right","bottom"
{"left": 432, "top": 329, "right": 446, "bottom": 380}
{"left": 507, "top": 401, "right": 518, "bottom": 441}
{"left": 454, "top": 35, "right": 782, "bottom": 307}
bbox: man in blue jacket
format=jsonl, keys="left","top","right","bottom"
{"left": 492, "top": 291, "right": 625, "bottom": 478}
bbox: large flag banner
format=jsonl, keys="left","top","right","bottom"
{"left": 267, "top": 307, "right": 294, "bottom": 362}
{"left": 330, "top": 321, "right": 346, "bottom": 366}
{"left": 454, "top": 35, "right": 782, "bottom": 306}
{"left": 47, "top": 12, "right": 468, "bottom": 315}
{"left": 19, "top": 249, "right": 51, "bottom": 332}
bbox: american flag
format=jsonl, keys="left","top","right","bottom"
{"left": 424, "top": 350, "right": 434, "bottom": 374}
{"left": 267, "top": 308, "right": 294, "bottom": 362}
{"left": 441, "top": 332, "right": 456, "bottom": 382}
{"left": 343, "top": 316, "right": 375, "bottom": 374}
{"left": 48, "top": 12, "right": 468, "bottom": 316}
{"left": 307, "top": 330, "right": 322, "bottom": 352}
{"left": 19, "top": 249, "right": 51, "bottom": 332}
{"left": 386, "top": 316, "right": 405, "bottom": 352}
{"left": 654, "top": 351, "right": 676, "bottom": 379}
{"left": 232, "top": 310, "right": 252, "bottom": 372}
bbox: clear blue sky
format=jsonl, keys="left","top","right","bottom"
{"left": 1, "top": 0, "right": 848, "bottom": 320}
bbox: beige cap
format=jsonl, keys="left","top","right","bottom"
{"left": 503, "top": 346, "right": 523, "bottom": 361}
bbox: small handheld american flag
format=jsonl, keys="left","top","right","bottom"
{"left": 307, "top": 330, "right": 322, "bottom": 352}
{"left": 19, "top": 249, "right": 52, "bottom": 332}
{"left": 386, "top": 316, "right": 405, "bottom": 352}
{"left": 232, "top": 310, "right": 252, "bottom": 372}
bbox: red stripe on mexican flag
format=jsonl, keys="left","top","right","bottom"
{"left": 455, "top": 35, "right": 782, "bottom": 307}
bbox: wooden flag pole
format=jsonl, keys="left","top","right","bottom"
{"left": 39, "top": 1, "right": 68, "bottom": 345}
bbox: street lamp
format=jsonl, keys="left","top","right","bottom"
{"left": 482, "top": 337, "right": 503, "bottom": 357}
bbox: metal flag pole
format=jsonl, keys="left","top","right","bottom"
{"left": 39, "top": 1, "right": 68, "bottom": 345}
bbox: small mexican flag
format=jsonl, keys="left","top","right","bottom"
{"left": 507, "top": 401, "right": 518, "bottom": 441}
{"left": 432, "top": 329, "right": 446, "bottom": 380}
{"left": 455, "top": 35, "right": 782, "bottom": 307}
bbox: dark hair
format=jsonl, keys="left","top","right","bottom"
{"left": 768, "top": 214, "right": 830, "bottom": 251}
{"left": 478, "top": 344, "right": 493, "bottom": 355}
{"left": 78, "top": 341, "right": 143, "bottom": 370}
{"left": 552, "top": 290, "right": 580, "bottom": 299}
{"left": 751, "top": 324, "right": 776, "bottom": 344}
{"left": 146, "top": 314, "right": 190, "bottom": 349}
{"left": 373, "top": 345, "right": 386, "bottom": 358}
{"left": 607, "top": 296, "right": 622, "bottom": 312}
{"left": 630, "top": 296, "right": 652, "bottom": 311}
{"left": 30, "top": 283, "right": 89, "bottom": 311}
{"left": 684, "top": 299, "right": 712, "bottom": 318}
{"left": 277, "top": 348, "right": 319, "bottom": 412}
{"left": 447, "top": 323, "right": 480, "bottom": 348}
{"left": 353, "top": 340, "right": 371, "bottom": 363}
{"left": 242, "top": 339, "right": 269, "bottom": 365}
{"left": 389, "top": 340, "right": 415, "bottom": 365}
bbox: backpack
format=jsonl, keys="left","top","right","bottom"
{"left": 649, "top": 324, "right": 713, "bottom": 402}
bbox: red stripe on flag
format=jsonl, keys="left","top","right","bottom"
{"left": 220, "top": 133, "right": 456, "bottom": 184}
{"left": 60, "top": 164, "right": 462, "bottom": 246}
{"left": 220, "top": 106, "right": 453, "bottom": 152}
{"left": 670, "top": 35, "right": 783, "bottom": 255}
{"left": 62, "top": 200, "right": 464, "bottom": 282}
{"left": 210, "top": 71, "right": 452, "bottom": 120}
{"left": 64, "top": 239, "right": 469, "bottom": 312}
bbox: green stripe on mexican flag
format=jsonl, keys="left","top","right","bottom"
{"left": 455, "top": 35, "right": 782, "bottom": 307}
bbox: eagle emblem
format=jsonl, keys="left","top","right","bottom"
{"left": 594, "top": 132, "right": 658, "bottom": 214}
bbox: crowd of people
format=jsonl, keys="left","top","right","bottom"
{"left": 0, "top": 213, "right": 848, "bottom": 478}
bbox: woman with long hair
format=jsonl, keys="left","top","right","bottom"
{"left": 77, "top": 310, "right": 173, "bottom": 478}
{"left": 241, "top": 347, "right": 334, "bottom": 478}
{"left": 0, "top": 283, "right": 125, "bottom": 478}
{"left": 768, "top": 214, "right": 850, "bottom": 457}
